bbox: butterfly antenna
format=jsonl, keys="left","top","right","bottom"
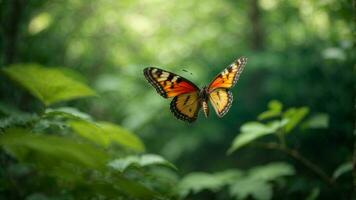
{"left": 182, "top": 69, "right": 194, "bottom": 76}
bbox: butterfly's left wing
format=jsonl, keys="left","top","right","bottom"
{"left": 207, "top": 57, "right": 247, "bottom": 92}
{"left": 144, "top": 67, "right": 199, "bottom": 98}
{"left": 170, "top": 91, "right": 201, "bottom": 122}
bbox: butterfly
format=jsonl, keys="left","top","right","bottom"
{"left": 143, "top": 57, "right": 247, "bottom": 123}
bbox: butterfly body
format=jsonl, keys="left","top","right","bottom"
{"left": 144, "top": 57, "right": 247, "bottom": 123}
{"left": 199, "top": 86, "right": 210, "bottom": 118}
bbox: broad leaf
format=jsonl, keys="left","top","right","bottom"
{"left": 0, "top": 128, "right": 109, "bottom": 170}
{"left": 177, "top": 170, "right": 241, "bottom": 197}
{"left": 43, "top": 107, "right": 92, "bottom": 121}
{"left": 2, "top": 64, "right": 96, "bottom": 106}
{"left": 283, "top": 107, "right": 309, "bottom": 133}
{"left": 229, "top": 178, "right": 272, "bottom": 200}
{"left": 229, "top": 162, "right": 294, "bottom": 200}
{"left": 258, "top": 100, "right": 283, "bottom": 120}
{"left": 228, "top": 121, "right": 285, "bottom": 154}
{"left": 108, "top": 154, "right": 177, "bottom": 172}
{"left": 0, "top": 113, "right": 39, "bottom": 130}
{"left": 70, "top": 120, "right": 145, "bottom": 152}
{"left": 302, "top": 113, "right": 329, "bottom": 129}
{"left": 248, "top": 162, "right": 295, "bottom": 181}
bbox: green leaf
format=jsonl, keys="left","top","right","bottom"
{"left": 2, "top": 64, "right": 96, "bottom": 106}
{"left": 332, "top": 162, "right": 352, "bottom": 179}
{"left": 0, "top": 128, "right": 109, "bottom": 170}
{"left": 283, "top": 107, "right": 309, "bottom": 133}
{"left": 43, "top": 107, "right": 92, "bottom": 121}
{"left": 229, "top": 162, "right": 294, "bottom": 200}
{"left": 258, "top": 100, "right": 283, "bottom": 120}
{"left": 177, "top": 170, "right": 241, "bottom": 197}
{"left": 70, "top": 120, "right": 145, "bottom": 152}
{"left": 108, "top": 154, "right": 177, "bottom": 172}
{"left": 229, "top": 178, "right": 272, "bottom": 200}
{"left": 227, "top": 121, "right": 283, "bottom": 154}
{"left": 0, "top": 113, "right": 39, "bottom": 130}
{"left": 248, "top": 162, "right": 295, "bottom": 181}
{"left": 306, "top": 187, "right": 320, "bottom": 200}
{"left": 302, "top": 113, "right": 329, "bottom": 129}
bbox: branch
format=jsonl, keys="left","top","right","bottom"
{"left": 253, "top": 142, "right": 334, "bottom": 186}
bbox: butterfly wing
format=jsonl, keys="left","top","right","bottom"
{"left": 207, "top": 57, "right": 247, "bottom": 117}
{"left": 144, "top": 67, "right": 199, "bottom": 98}
{"left": 170, "top": 91, "right": 201, "bottom": 122}
{"left": 209, "top": 88, "right": 233, "bottom": 117}
{"left": 208, "top": 57, "right": 247, "bottom": 92}
{"left": 144, "top": 67, "right": 201, "bottom": 122}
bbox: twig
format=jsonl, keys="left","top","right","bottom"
{"left": 253, "top": 142, "right": 334, "bottom": 186}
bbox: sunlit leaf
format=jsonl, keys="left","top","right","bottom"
{"left": 28, "top": 12, "right": 52, "bottom": 35}
{"left": 108, "top": 154, "right": 177, "bottom": 172}
{"left": 228, "top": 121, "right": 285, "bottom": 154}
{"left": 229, "top": 178, "right": 272, "bottom": 200}
{"left": 283, "top": 107, "right": 309, "bottom": 133}
{"left": 2, "top": 64, "right": 96, "bottom": 106}
{"left": 258, "top": 100, "right": 283, "bottom": 120}
{"left": 0, "top": 128, "right": 109, "bottom": 170}
{"left": 177, "top": 170, "right": 241, "bottom": 197}
{"left": 302, "top": 113, "right": 329, "bottom": 129}
{"left": 229, "top": 162, "right": 294, "bottom": 200}
{"left": 248, "top": 162, "right": 295, "bottom": 181}
{"left": 70, "top": 121, "right": 145, "bottom": 152}
{"left": 332, "top": 161, "right": 352, "bottom": 179}
{"left": 43, "top": 107, "right": 92, "bottom": 121}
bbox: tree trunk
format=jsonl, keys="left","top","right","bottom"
{"left": 249, "top": 0, "right": 264, "bottom": 51}
{"left": 2, "top": 0, "right": 26, "bottom": 66}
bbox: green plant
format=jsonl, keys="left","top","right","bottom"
{"left": 0, "top": 64, "right": 177, "bottom": 200}
{"left": 228, "top": 100, "right": 334, "bottom": 185}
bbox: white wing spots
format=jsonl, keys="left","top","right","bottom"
{"left": 172, "top": 76, "right": 179, "bottom": 82}
{"left": 157, "top": 77, "right": 167, "bottom": 82}
{"left": 160, "top": 72, "right": 170, "bottom": 78}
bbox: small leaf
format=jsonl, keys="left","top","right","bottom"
{"left": 283, "top": 107, "right": 309, "bottom": 133}
{"left": 228, "top": 121, "right": 282, "bottom": 154}
{"left": 302, "top": 113, "right": 329, "bottom": 129}
{"left": 248, "top": 162, "right": 295, "bottom": 181}
{"left": 0, "top": 128, "right": 109, "bottom": 170}
{"left": 258, "top": 100, "right": 283, "bottom": 120}
{"left": 306, "top": 187, "right": 320, "bottom": 200}
{"left": 229, "top": 178, "right": 272, "bottom": 200}
{"left": 108, "top": 154, "right": 177, "bottom": 172}
{"left": 177, "top": 170, "right": 241, "bottom": 197}
{"left": 43, "top": 107, "right": 92, "bottom": 121}
{"left": 70, "top": 120, "right": 145, "bottom": 152}
{"left": 2, "top": 64, "right": 96, "bottom": 106}
{"left": 332, "top": 162, "right": 352, "bottom": 179}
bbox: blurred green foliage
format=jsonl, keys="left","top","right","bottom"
{"left": 0, "top": 0, "right": 354, "bottom": 199}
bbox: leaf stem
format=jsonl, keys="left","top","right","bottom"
{"left": 253, "top": 142, "right": 334, "bottom": 186}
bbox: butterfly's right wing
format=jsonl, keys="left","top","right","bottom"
{"left": 209, "top": 88, "right": 233, "bottom": 117}
{"left": 144, "top": 67, "right": 199, "bottom": 98}
{"left": 170, "top": 91, "right": 201, "bottom": 122}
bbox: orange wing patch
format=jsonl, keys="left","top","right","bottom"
{"left": 170, "top": 92, "right": 200, "bottom": 122}
{"left": 208, "top": 57, "right": 247, "bottom": 92}
{"left": 144, "top": 67, "right": 199, "bottom": 98}
{"left": 209, "top": 88, "right": 233, "bottom": 117}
